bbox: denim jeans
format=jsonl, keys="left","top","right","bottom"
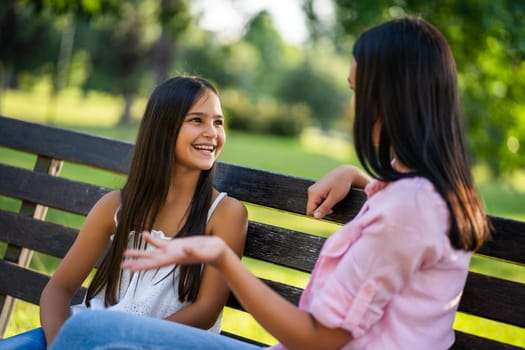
{"left": 0, "top": 327, "right": 46, "bottom": 350}
{"left": 50, "top": 310, "right": 266, "bottom": 350}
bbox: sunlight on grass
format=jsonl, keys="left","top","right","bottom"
{"left": 3, "top": 80, "right": 149, "bottom": 128}
{"left": 246, "top": 204, "right": 342, "bottom": 237}
{"left": 470, "top": 255, "right": 525, "bottom": 283}
{"left": 222, "top": 309, "right": 276, "bottom": 345}
{"left": 243, "top": 258, "right": 310, "bottom": 289}
{"left": 4, "top": 302, "right": 41, "bottom": 338}
{"left": 300, "top": 127, "right": 355, "bottom": 163}
{"left": 454, "top": 312, "right": 525, "bottom": 348}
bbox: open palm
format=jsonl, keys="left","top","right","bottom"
{"left": 121, "top": 231, "right": 226, "bottom": 272}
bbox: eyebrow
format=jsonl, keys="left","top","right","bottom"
{"left": 186, "top": 111, "right": 224, "bottom": 119}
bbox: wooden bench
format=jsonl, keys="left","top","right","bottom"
{"left": 0, "top": 115, "right": 523, "bottom": 349}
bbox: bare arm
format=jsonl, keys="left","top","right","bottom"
{"left": 164, "top": 196, "right": 248, "bottom": 329}
{"left": 123, "top": 233, "right": 352, "bottom": 350}
{"left": 306, "top": 164, "right": 371, "bottom": 219}
{"left": 40, "top": 191, "right": 119, "bottom": 346}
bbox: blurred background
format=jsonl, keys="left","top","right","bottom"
{"left": 0, "top": 0, "right": 524, "bottom": 345}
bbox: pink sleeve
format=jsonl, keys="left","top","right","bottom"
{"left": 310, "top": 180, "right": 448, "bottom": 338}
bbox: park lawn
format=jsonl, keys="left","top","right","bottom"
{"left": 1, "top": 87, "right": 524, "bottom": 346}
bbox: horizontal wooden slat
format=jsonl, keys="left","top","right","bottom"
{"left": 0, "top": 115, "right": 132, "bottom": 174}
{"left": 0, "top": 164, "right": 110, "bottom": 216}
{"left": 226, "top": 279, "right": 303, "bottom": 312}
{"left": 215, "top": 162, "right": 366, "bottom": 222}
{"left": 478, "top": 216, "right": 525, "bottom": 264}
{"left": 0, "top": 210, "right": 77, "bottom": 259}
{"left": 220, "top": 331, "right": 269, "bottom": 347}
{"left": 0, "top": 162, "right": 365, "bottom": 225}
{"left": 0, "top": 260, "right": 85, "bottom": 306}
{"left": 458, "top": 272, "right": 525, "bottom": 328}
{"left": 244, "top": 221, "right": 324, "bottom": 273}
{"left": 452, "top": 330, "right": 522, "bottom": 350}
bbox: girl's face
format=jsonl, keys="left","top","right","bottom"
{"left": 348, "top": 59, "right": 381, "bottom": 147}
{"left": 174, "top": 89, "right": 225, "bottom": 172}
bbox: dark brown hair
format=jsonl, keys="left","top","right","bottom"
{"left": 86, "top": 76, "right": 219, "bottom": 306}
{"left": 352, "top": 17, "right": 491, "bottom": 251}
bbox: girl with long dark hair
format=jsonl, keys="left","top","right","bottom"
{"left": 0, "top": 76, "right": 247, "bottom": 349}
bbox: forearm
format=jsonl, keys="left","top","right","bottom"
{"left": 40, "top": 286, "right": 73, "bottom": 346}
{"left": 164, "top": 302, "right": 220, "bottom": 330}
{"left": 340, "top": 164, "right": 371, "bottom": 188}
{"left": 217, "top": 249, "right": 345, "bottom": 349}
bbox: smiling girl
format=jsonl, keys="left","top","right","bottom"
{"left": 0, "top": 76, "right": 247, "bottom": 349}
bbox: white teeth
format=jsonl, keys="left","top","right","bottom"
{"left": 194, "top": 145, "right": 215, "bottom": 151}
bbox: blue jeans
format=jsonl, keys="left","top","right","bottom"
{"left": 50, "top": 310, "right": 266, "bottom": 350}
{"left": 0, "top": 328, "right": 46, "bottom": 350}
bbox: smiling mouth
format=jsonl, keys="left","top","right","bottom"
{"left": 193, "top": 145, "right": 215, "bottom": 152}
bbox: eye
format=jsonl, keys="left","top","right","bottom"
{"left": 189, "top": 117, "right": 201, "bottom": 123}
{"left": 214, "top": 119, "right": 224, "bottom": 126}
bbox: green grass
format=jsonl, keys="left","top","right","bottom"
{"left": 1, "top": 86, "right": 524, "bottom": 346}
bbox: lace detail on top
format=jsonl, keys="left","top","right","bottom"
{"left": 71, "top": 192, "right": 228, "bottom": 333}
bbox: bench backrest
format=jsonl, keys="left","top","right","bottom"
{"left": 0, "top": 115, "right": 523, "bottom": 348}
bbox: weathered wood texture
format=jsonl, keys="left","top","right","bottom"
{"left": 1, "top": 115, "right": 523, "bottom": 348}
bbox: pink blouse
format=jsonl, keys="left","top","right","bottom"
{"left": 269, "top": 177, "right": 471, "bottom": 350}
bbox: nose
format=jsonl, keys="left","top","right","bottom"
{"left": 202, "top": 121, "right": 217, "bottom": 138}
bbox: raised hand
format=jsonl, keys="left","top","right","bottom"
{"left": 306, "top": 165, "right": 370, "bottom": 219}
{"left": 121, "top": 231, "right": 227, "bottom": 272}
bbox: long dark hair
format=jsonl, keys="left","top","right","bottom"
{"left": 86, "top": 76, "right": 219, "bottom": 306}
{"left": 352, "top": 17, "right": 490, "bottom": 251}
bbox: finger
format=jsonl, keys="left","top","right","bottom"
{"left": 313, "top": 204, "right": 334, "bottom": 219}
{"left": 313, "top": 191, "right": 341, "bottom": 219}
{"left": 141, "top": 231, "right": 164, "bottom": 248}
{"left": 306, "top": 187, "right": 327, "bottom": 216}
{"left": 123, "top": 248, "right": 154, "bottom": 259}
{"left": 122, "top": 260, "right": 157, "bottom": 272}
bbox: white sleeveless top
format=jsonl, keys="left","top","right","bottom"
{"left": 71, "top": 192, "right": 228, "bottom": 333}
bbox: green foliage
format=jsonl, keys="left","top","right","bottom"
{"left": 276, "top": 60, "right": 347, "bottom": 129}
{"left": 175, "top": 39, "right": 259, "bottom": 93}
{"left": 0, "top": 1, "right": 60, "bottom": 82}
{"left": 242, "top": 10, "right": 287, "bottom": 97}
{"left": 20, "top": 0, "right": 122, "bottom": 17}
{"left": 222, "top": 89, "right": 312, "bottom": 137}
{"left": 81, "top": 4, "right": 147, "bottom": 95}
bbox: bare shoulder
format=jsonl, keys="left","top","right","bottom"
{"left": 83, "top": 189, "right": 122, "bottom": 234}
{"left": 91, "top": 189, "right": 121, "bottom": 213}
{"left": 208, "top": 194, "right": 248, "bottom": 237}
{"left": 208, "top": 194, "right": 247, "bottom": 255}
{"left": 212, "top": 196, "right": 248, "bottom": 221}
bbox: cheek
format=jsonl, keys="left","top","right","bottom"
{"left": 217, "top": 130, "right": 226, "bottom": 149}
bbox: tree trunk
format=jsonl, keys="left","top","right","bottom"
{"left": 153, "top": 30, "right": 174, "bottom": 85}
{"left": 120, "top": 92, "right": 135, "bottom": 125}
{"left": 47, "top": 12, "right": 76, "bottom": 125}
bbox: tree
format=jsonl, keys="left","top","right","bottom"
{"left": 242, "top": 10, "right": 287, "bottom": 97}
{"left": 82, "top": 2, "right": 148, "bottom": 125}
{"left": 0, "top": 1, "right": 59, "bottom": 111}
{"left": 151, "top": 0, "right": 191, "bottom": 86}
{"left": 277, "top": 61, "right": 346, "bottom": 129}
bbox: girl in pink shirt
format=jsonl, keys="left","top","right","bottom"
{"left": 50, "top": 16, "right": 491, "bottom": 350}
